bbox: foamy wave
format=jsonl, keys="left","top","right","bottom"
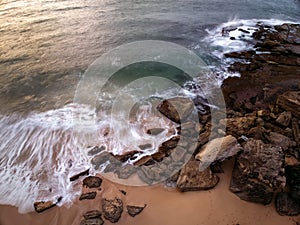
{"left": 0, "top": 103, "right": 176, "bottom": 213}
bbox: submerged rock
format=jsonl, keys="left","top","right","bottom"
{"left": 275, "top": 192, "right": 300, "bottom": 216}
{"left": 157, "top": 97, "right": 194, "bottom": 124}
{"left": 230, "top": 139, "right": 285, "bottom": 205}
{"left": 102, "top": 198, "right": 123, "bottom": 223}
{"left": 127, "top": 204, "right": 147, "bottom": 217}
{"left": 177, "top": 160, "right": 219, "bottom": 192}
{"left": 83, "top": 176, "right": 102, "bottom": 188}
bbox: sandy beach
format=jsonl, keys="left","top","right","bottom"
{"left": 1, "top": 159, "right": 299, "bottom": 225}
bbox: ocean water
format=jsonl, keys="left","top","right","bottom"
{"left": 0, "top": 0, "right": 299, "bottom": 213}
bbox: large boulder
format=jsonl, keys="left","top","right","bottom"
{"left": 102, "top": 198, "right": 123, "bottom": 223}
{"left": 177, "top": 160, "right": 219, "bottom": 192}
{"left": 195, "top": 135, "right": 242, "bottom": 165}
{"left": 230, "top": 139, "right": 285, "bottom": 205}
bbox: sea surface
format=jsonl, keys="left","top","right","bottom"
{"left": 0, "top": 0, "right": 299, "bottom": 213}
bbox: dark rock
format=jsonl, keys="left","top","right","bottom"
{"left": 80, "top": 218, "right": 104, "bottom": 225}
{"left": 146, "top": 128, "right": 165, "bottom": 135}
{"left": 210, "top": 162, "right": 224, "bottom": 173}
{"left": 230, "top": 139, "right": 285, "bottom": 205}
{"left": 286, "top": 165, "right": 300, "bottom": 202}
{"left": 83, "top": 210, "right": 102, "bottom": 219}
{"left": 87, "top": 146, "right": 105, "bottom": 156}
{"left": 275, "top": 192, "right": 300, "bottom": 216}
{"left": 79, "top": 192, "right": 97, "bottom": 200}
{"left": 177, "top": 160, "right": 219, "bottom": 192}
{"left": 159, "top": 136, "right": 180, "bottom": 153}
{"left": 134, "top": 155, "right": 154, "bottom": 166}
{"left": 91, "top": 152, "right": 111, "bottom": 169}
{"left": 119, "top": 190, "right": 127, "bottom": 195}
{"left": 113, "top": 150, "right": 140, "bottom": 162}
{"left": 83, "top": 176, "right": 102, "bottom": 188}
{"left": 195, "top": 135, "right": 242, "bottom": 165}
{"left": 219, "top": 116, "right": 256, "bottom": 137}
{"left": 127, "top": 204, "right": 147, "bottom": 217}
{"left": 277, "top": 92, "right": 300, "bottom": 119}
{"left": 34, "top": 200, "right": 56, "bottom": 213}
{"left": 157, "top": 97, "right": 194, "bottom": 124}
{"left": 276, "top": 111, "right": 292, "bottom": 127}
{"left": 292, "top": 118, "right": 300, "bottom": 146}
{"left": 268, "top": 132, "right": 294, "bottom": 151}
{"left": 69, "top": 169, "right": 89, "bottom": 182}
{"left": 102, "top": 198, "right": 123, "bottom": 223}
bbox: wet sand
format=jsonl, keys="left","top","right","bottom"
{"left": 0, "top": 159, "right": 299, "bottom": 225}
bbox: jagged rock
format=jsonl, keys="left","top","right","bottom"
{"left": 34, "top": 200, "right": 56, "bottom": 213}
{"left": 275, "top": 192, "right": 300, "bottom": 216}
{"left": 83, "top": 176, "right": 102, "bottom": 188}
{"left": 83, "top": 210, "right": 102, "bottom": 219}
{"left": 219, "top": 116, "right": 256, "bottom": 137}
{"left": 146, "top": 128, "right": 165, "bottom": 135}
{"left": 177, "top": 160, "right": 219, "bottom": 192}
{"left": 69, "top": 169, "right": 90, "bottom": 182}
{"left": 79, "top": 192, "right": 97, "bottom": 200}
{"left": 80, "top": 218, "right": 104, "bottom": 225}
{"left": 87, "top": 146, "right": 105, "bottom": 156}
{"left": 276, "top": 111, "right": 292, "bottom": 127}
{"left": 268, "top": 132, "right": 294, "bottom": 151}
{"left": 277, "top": 92, "right": 300, "bottom": 119}
{"left": 127, "top": 204, "right": 147, "bottom": 217}
{"left": 102, "top": 198, "right": 123, "bottom": 223}
{"left": 285, "top": 156, "right": 300, "bottom": 166}
{"left": 195, "top": 135, "right": 242, "bottom": 164}
{"left": 157, "top": 97, "right": 194, "bottom": 124}
{"left": 158, "top": 136, "right": 180, "bottom": 153}
{"left": 286, "top": 165, "right": 300, "bottom": 202}
{"left": 230, "top": 139, "right": 285, "bottom": 205}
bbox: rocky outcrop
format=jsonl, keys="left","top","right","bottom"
{"left": 230, "top": 139, "right": 285, "bottom": 205}
{"left": 79, "top": 192, "right": 97, "bottom": 200}
{"left": 33, "top": 200, "right": 56, "bottom": 213}
{"left": 157, "top": 97, "right": 194, "bottom": 123}
{"left": 127, "top": 204, "right": 147, "bottom": 217}
{"left": 177, "top": 160, "right": 219, "bottom": 192}
{"left": 101, "top": 198, "right": 123, "bottom": 223}
{"left": 219, "top": 117, "right": 256, "bottom": 137}
{"left": 277, "top": 92, "right": 300, "bottom": 119}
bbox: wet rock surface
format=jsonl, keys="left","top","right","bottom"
{"left": 101, "top": 198, "right": 123, "bottom": 223}
{"left": 33, "top": 200, "right": 56, "bottom": 213}
{"left": 79, "top": 192, "right": 97, "bottom": 200}
{"left": 83, "top": 176, "right": 102, "bottom": 188}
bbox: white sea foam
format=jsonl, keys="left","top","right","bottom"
{"left": 0, "top": 103, "right": 176, "bottom": 213}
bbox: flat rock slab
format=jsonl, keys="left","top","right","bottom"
{"left": 196, "top": 135, "right": 242, "bottom": 165}
{"left": 83, "top": 176, "right": 102, "bottom": 188}
{"left": 230, "top": 139, "right": 285, "bottom": 205}
{"left": 275, "top": 192, "right": 300, "bottom": 216}
{"left": 177, "top": 160, "right": 219, "bottom": 192}
{"left": 79, "top": 192, "right": 97, "bottom": 200}
{"left": 157, "top": 97, "right": 194, "bottom": 124}
{"left": 34, "top": 200, "right": 56, "bottom": 213}
{"left": 277, "top": 91, "right": 300, "bottom": 119}
{"left": 127, "top": 204, "right": 147, "bottom": 217}
{"left": 83, "top": 210, "right": 102, "bottom": 219}
{"left": 102, "top": 198, "right": 123, "bottom": 223}
{"left": 80, "top": 218, "right": 104, "bottom": 225}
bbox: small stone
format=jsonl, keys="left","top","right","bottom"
{"left": 80, "top": 218, "right": 104, "bottom": 225}
{"left": 83, "top": 176, "right": 102, "bottom": 188}
{"left": 83, "top": 210, "right": 102, "bottom": 219}
{"left": 275, "top": 192, "right": 300, "bottom": 216}
{"left": 276, "top": 111, "right": 292, "bottom": 127}
{"left": 34, "top": 201, "right": 56, "bottom": 213}
{"left": 102, "top": 198, "right": 123, "bottom": 223}
{"left": 127, "top": 204, "right": 147, "bottom": 217}
{"left": 79, "top": 192, "right": 97, "bottom": 200}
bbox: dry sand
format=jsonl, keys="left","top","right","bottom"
{"left": 0, "top": 159, "right": 299, "bottom": 225}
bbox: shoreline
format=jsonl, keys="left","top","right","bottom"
{"left": 0, "top": 159, "right": 299, "bottom": 225}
